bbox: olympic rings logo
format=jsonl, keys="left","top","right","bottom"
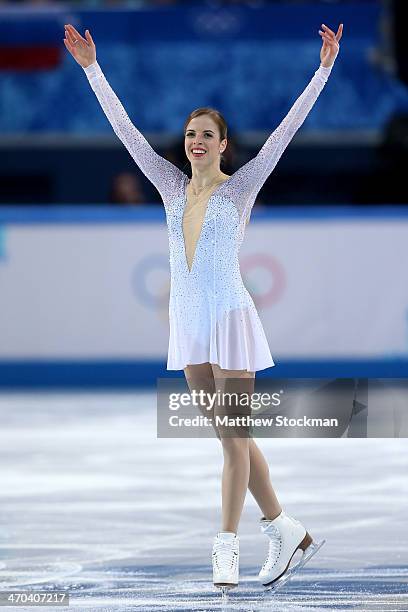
{"left": 132, "top": 254, "right": 170, "bottom": 309}
{"left": 241, "top": 253, "right": 286, "bottom": 308}
{"left": 132, "top": 253, "right": 285, "bottom": 310}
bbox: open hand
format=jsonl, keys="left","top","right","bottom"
{"left": 319, "top": 23, "right": 343, "bottom": 68}
{"left": 64, "top": 24, "right": 96, "bottom": 68}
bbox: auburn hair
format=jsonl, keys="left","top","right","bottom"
{"left": 183, "top": 107, "right": 228, "bottom": 170}
{"left": 184, "top": 107, "right": 228, "bottom": 142}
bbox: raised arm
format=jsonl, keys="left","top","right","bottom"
{"left": 63, "top": 24, "right": 184, "bottom": 203}
{"left": 231, "top": 23, "right": 343, "bottom": 221}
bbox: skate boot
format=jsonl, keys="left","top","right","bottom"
{"left": 258, "top": 510, "right": 324, "bottom": 591}
{"left": 212, "top": 531, "right": 239, "bottom": 593}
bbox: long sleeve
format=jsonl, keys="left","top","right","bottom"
{"left": 231, "top": 64, "right": 333, "bottom": 220}
{"left": 83, "top": 61, "right": 185, "bottom": 204}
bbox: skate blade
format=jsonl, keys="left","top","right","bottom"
{"left": 263, "top": 539, "right": 326, "bottom": 594}
{"left": 214, "top": 583, "right": 237, "bottom": 592}
{"left": 217, "top": 584, "right": 235, "bottom": 604}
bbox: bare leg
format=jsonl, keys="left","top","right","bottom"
{"left": 211, "top": 364, "right": 282, "bottom": 526}
{"left": 183, "top": 362, "right": 218, "bottom": 438}
{"left": 211, "top": 363, "right": 256, "bottom": 533}
{"left": 183, "top": 363, "right": 282, "bottom": 530}
{"left": 248, "top": 438, "right": 282, "bottom": 520}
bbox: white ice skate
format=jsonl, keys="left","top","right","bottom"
{"left": 258, "top": 510, "right": 325, "bottom": 592}
{"left": 212, "top": 531, "right": 239, "bottom": 597}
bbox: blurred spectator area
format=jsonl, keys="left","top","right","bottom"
{"left": 1, "top": 1, "right": 407, "bottom": 204}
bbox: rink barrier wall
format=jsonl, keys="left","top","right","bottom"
{"left": 1, "top": 205, "right": 408, "bottom": 223}
{"left": 1, "top": 205, "right": 408, "bottom": 388}
{"left": 1, "top": 359, "right": 408, "bottom": 389}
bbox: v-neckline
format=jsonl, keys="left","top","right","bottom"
{"left": 182, "top": 175, "right": 230, "bottom": 275}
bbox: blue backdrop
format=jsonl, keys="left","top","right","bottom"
{"left": 1, "top": 2, "right": 408, "bottom": 134}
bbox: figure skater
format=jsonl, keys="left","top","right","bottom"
{"left": 64, "top": 20, "right": 342, "bottom": 593}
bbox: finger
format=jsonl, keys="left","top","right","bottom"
{"left": 85, "top": 29, "right": 95, "bottom": 47}
{"left": 63, "top": 35, "right": 72, "bottom": 50}
{"left": 319, "top": 32, "right": 333, "bottom": 44}
{"left": 65, "top": 24, "right": 77, "bottom": 39}
{"left": 65, "top": 26, "right": 84, "bottom": 48}
{"left": 63, "top": 38, "right": 75, "bottom": 56}
{"left": 319, "top": 36, "right": 330, "bottom": 49}
{"left": 322, "top": 28, "right": 337, "bottom": 45}
{"left": 320, "top": 31, "right": 337, "bottom": 45}
{"left": 321, "top": 23, "right": 335, "bottom": 37}
{"left": 66, "top": 24, "right": 86, "bottom": 43}
{"left": 65, "top": 27, "right": 76, "bottom": 45}
{"left": 322, "top": 29, "right": 336, "bottom": 43}
{"left": 336, "top": 23, "right": 343, "bottom": 42}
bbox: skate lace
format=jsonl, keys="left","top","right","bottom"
{"left": 213, "top": 540, "right": 238, "bottom": 571}
{"left": 262, "top": 525, "right": 282, "bottom": 571}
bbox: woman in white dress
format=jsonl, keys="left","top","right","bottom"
{"left": 64, "top": 20, "right": 342, "bottom": 592}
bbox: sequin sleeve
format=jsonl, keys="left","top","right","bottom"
{"left": 83, "top": 61, "right": 185, "bottom": 204}
{"left": 230, "top": 64, "right": 333, "bottom": 220}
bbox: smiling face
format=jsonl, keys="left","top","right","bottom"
{"left": 184, "top": 115, "right": 227, "bottom": 170}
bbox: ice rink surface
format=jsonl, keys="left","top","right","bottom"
{"left": 0, "top": 391, "right": 407, "bottom": 611}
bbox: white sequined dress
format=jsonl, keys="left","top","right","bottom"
{"left": 83, "top": 61, "right": 333, "bottom": 372}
